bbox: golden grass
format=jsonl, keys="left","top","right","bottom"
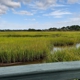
{"left": 0, "top": 31, "right": 80, "bottom": 64}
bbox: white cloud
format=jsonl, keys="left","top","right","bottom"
{"left": 59, "top": 0, "right": 65, "bottom": 3}
{"left": 59, "top": 0, "right": 80, "bottom": 4}
{"left": 1, "top": 15, "right": 80, "bottom": 29}
{"left": 0, "top": 4, "right": 8, "bottom": 15}
{"left": 0, "top": 0, "right": 21, "bottom": 15}
{"left": 0, "top": 0, "right": 20, "bottom": 8}
{"left": 17, "top": 0, "right": 32, "bottom": 4}
{"left": 51, "top": 4, "right": 65, "bottom": 7}
{"left": 67, "top": 0, "right": 80, "bottom": 4}
{"left": 25, "top": 18, "right": 36, "bottom": 21}
{"left": 52, "top": 15, "right": 80, "bottom": 28}
{"left": 0, "top": 0, "right": 80, "bottom": 16}
{"left": 70, "top": 17, "right": 80, "bottom": 21}
{"left": 44, "top": 10, "right": 72, "bottom": 18}
{"left": 13, "top": 10, "right": 33, "bottom": 15}
{"left": 29, "top": 0, "right": 57, "bottom": 10}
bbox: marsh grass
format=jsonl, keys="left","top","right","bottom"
{"left": 0, "top": 31, "right": 80, "bottom": 64}
{"left": 0, "top": 37, "right": 50, "bottom": 63}
{"left": 48, "top": 47, "right": 80, "bottom": 62}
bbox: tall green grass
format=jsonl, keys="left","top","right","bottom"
{"left": 0, "top": 31, "right": 80, "bottom": 64}
{"left": 0, "top": 37, "right": 51, "bottom": 63}
{"left": 47, "top": 47, "right": 80, "bottom": 62}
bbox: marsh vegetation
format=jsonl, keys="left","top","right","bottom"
{"left": 0, "top": 31, "right": 80, "bottom": 66}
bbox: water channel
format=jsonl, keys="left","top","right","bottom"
{"left": 51, "top": 43, "right": 80, "bottom": 54}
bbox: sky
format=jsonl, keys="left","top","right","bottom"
{"left": 0, "top": 0, "right": 80, "bottom": 29}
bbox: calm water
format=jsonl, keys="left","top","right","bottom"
{"left": 51, "top": 43, "right": 80, "bottom": 54}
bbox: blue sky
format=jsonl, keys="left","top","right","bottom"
{"left": 0, "top": 0, "right": 80, "bottom": 29}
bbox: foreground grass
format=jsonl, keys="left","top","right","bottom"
{"left": 0, "top": 37, "right": 51, "bottom": 63}
{"left": 47, "top": 47, "right": 80, "bottom": 62}
{"left": 0, "top": 31, "right": 80, "bottom": 64}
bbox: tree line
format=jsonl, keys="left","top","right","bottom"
{"left": 48, "top": 25, "right": 80, "bottom": 31}
{"left": 0, "top": 25, "right": 80, "bottom": 31}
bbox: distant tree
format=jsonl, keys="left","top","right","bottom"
{"left": 49, "top": 27, "right": 57, "bottom": 31}
{"left": 69, "top": 25, "right": 80, "bottom": 31}
{"left": 36, "top": 29, "right": 42, "bottom": 31}
{"left": 61, "top": 27, "right": 66, "bottom": 31}
{"left": 28, "top": 28, "right": 36, "bottom": 31}
{"left": 0, "top": 25, "right": 80, "bottom": 31}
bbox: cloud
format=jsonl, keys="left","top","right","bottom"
{"left": 59, "top": 0, "right": 80, "bottom": 4}
{"left": 70, "top": 17, "right": 80, "bottom": 21}
{"left": 17, "top": 0, "right": 32, "bottom": 4}
{"left": 25, "top": 18, "right": 36, "bottom": 21}
{"left": 13, "top": 10, "right": 33, "bottom": 15}
{"left": 0, "top": 4, "right": 8, "bottom": 15}
{"left": 0, "top": 0, "right": 21, "bottom": 15}
{"left": 29, "top": 0, "right": 57, "bottom": 10}
{"left": 0, "top": 0, "right": 20, "bottom": 8}
{"left": 44, "top": 10, "right": 72, "bottom": 18}
{"left": 29, "top": 0, "right": 80, "bottom": 9}
{"left": 67, "top": 0, "right": 80, "bottom": 4}
{"left": 52, "top": 15, "right": 80, "bottom": 28}
{"left": 0, "top": 0, "right": 79, "bottom": 15}
{"left": 1, "top": 15, "right": 80, "bottom": 29}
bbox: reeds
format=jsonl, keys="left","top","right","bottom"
{"left": 0, "top": 37, "right": 50, "bottom": 63}
{"left": 0, "top": 31, "right": 80, "bottom": 64}
{"left": 48, "top": 47, "right": 80, "bottom": 62}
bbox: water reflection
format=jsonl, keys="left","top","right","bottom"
{"left": 52, "top": 43, "right": 80, "bottom": 54}
{"left": 76, "top": 43, "right": 80, "bottom": 48}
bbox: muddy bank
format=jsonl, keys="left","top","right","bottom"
{"left": 0, "top": 60, "right": 43, "bottom": 67}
